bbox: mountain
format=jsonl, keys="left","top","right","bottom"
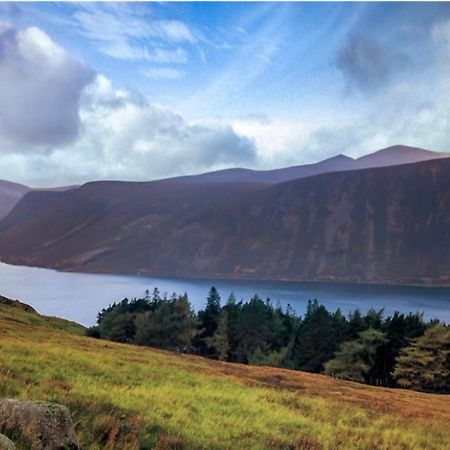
{"left": 175, "top": 145, "right": 447, "bottom": 184}
{"left": 1, "top": 155, "right": 450, "bottom": 285}
{"left": 0, "top": 179, "right": 30, "bottom": 221}
{"left": 354, "top": 144, "right": 447, "bottom": 168}
{"left": 0, "top": 145, "right": 444, "bottom": 222}
{"left": 0, "top": 180, "right": 78, "bottom": 221}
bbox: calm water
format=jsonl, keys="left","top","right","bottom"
{"left": 1, "top": 262, "right": 449, "bottom": 326}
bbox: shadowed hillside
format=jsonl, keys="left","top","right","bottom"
{"left": 0, "top": 297, "right": 449, "bottom": 449}
{"left": 0, "top": 180, "right": 79, "bottom": 221}
{"left": 0, "top": 180, "right": 30, "bottom": 221}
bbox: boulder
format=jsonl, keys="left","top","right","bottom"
{"left": 0, "top": 434, "right": 15, "bottom": 450}
{"left": 0, "top": 400, "right": 79, "bottom": 450}
{"left": 0, "top": 296, "right": 37, "bottom": 314}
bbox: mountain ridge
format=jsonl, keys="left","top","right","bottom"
{"left": 171, "top": 144, "right": 448, "bottom": 185}
{"left": 0, "top": 145, "right": 446, "bottom": 221}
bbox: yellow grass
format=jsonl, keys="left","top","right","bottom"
{"left": 0, "top": 301, "right": 448, "bottom": 449}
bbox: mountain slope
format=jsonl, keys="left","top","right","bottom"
{"left": 0, "top": 297, "right": 449, "bottom": 449}
{"left": 1, "top": 157, "right": 450, "bottom": 285}
{"left": 0, "top": 179, "right": 30, "bottom": 221}
{"left": 0, "top": 180, "right": 79, "bottom": 221}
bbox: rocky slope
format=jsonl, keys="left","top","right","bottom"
{"left": 0, "top": 155, "right": 449, "bottom": 285}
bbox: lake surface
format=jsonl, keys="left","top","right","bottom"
{"left": 1, "top": 262, "right": 449, "bottom": 326}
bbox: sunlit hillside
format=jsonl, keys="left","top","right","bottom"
{"left": 0, "top": 299, "right": 449, "bottom": 450}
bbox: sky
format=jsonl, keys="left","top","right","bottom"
{"left": 0, "top": 2, "right": 450, "bottom": 187}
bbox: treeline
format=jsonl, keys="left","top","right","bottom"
{"left": 87, "top": 287, "right": 450, "bottom": 393}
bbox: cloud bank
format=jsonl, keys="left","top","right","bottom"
{"left": 0, "top": 22, "right": 94, "bottom": 148}
{"left": 0, "top": 22, "right": 256, "bottom": 186}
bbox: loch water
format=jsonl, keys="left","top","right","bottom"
{"left": 1, "top": 262, "right": 449, "bottom": 326}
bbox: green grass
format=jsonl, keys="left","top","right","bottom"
{"left": 0, "top": 301, "right": 449, "bottom": 449}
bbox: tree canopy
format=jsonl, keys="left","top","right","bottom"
{"left": 87, "top": 287, "right": 448, "bottom": 393}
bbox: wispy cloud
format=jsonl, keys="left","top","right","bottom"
{"left": 178, "top": 3, "right": 289, "bottom": 116}
{"left": 100, "top": 44, "right": 188, "bottom": 64}
{"left": 72, "top": 3, "right": 197, "bottom": 65}
{"left": 140, "top": 67, "right": 185, "bottom": 80}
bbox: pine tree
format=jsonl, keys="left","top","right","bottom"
{"left": 197, "top": 287, "right": 222, "bottom": 356}
{"left": 291, "top": 300, "right": 337, "bottom": 372}
{"left": 324, "top": 328, "right": 386, "bottom": 383}
{"left": 393, "top": 324, "right": 450, "bottom": 393}
{"left": 347, "top": 309, "right": 366, "bottom": 340}
{"left": 209, "top": 310, "right": 230, "bottom": 361}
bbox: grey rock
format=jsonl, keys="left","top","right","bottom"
{"left": 0, "top": 400, "right": 79, "bottom": 450}
{"left": 0, "top": 434, "right": 15, "bottom": 450}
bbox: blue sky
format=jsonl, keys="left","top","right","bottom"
{"left": 0, "top": 2, "right": 450, "bottom": 186}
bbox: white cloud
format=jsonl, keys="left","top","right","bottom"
{"left": 0, "top": 22, "right": 256, "bottom": 186}
{"left": 432, "top": 19, "right": 450, "bottom": 46}
{"left": 73, "top": 3, "right": 197, "bottom": 64}
{"left": 98, "top": 43, "right": 188, "bottom": 64}
{"left": 154, "top": 20, "right": 198, "bottom": 44}
{"left": 0, "top": 22, "right": 94, "bottom": 149}
{"left": 73, "top": 75, "right": 256, "bottom": 180}
{"left": 140, "top": 67, "right": 185, "bottom": 80}
{"left": 147, "top": 47, "right": 188, "bottom": 64}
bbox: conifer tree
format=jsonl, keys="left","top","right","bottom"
{"left": 324, "top": 328, "right": 386, "bottom": 383}
{"left": 209, "top": 310, "right": 230, "bottom": 361}
{"left": 393, "top": 324, "right": 450, "bottom": 393}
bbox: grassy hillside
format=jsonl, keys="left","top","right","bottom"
{"left": 0, "top": 301, "right": 449, "bottom": 449}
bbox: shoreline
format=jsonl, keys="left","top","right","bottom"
{"left": 2, "top": 259, "right": 450, "bottom": 290}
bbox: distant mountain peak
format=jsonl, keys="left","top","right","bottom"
{"left": 324, "top": 154, "right": 354, "bottom": 162}
{"left": 355, "top": 144, "right": 447, "bottom": 168}
{"left": 372, "top": 144, "right": 435, "bottom": 154}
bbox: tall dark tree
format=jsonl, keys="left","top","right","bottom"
{"left": 375, "top": 312, "right": 427, "bottom": 386}
{"left": 290, "top": 300, "right": 344, "bottom": 372}
{"left": 197, "top": 287, "right": 222, "bottom": 357}
{"left": 234, "top": 296, "right": 285, "bottom": 364}
{"left": 222, "top": 293, "right": 241, "bottom": 362}
{"left": 347, "top": 309, "right": 367, "bottom": 341}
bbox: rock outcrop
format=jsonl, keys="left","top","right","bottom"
{"left": 0, "top": 296, "right": 37, "bottom": 314}
{"left": 0, "top": 434, "right": 15, "bottom": 450}
{"left": 0, "top": 400, "right": 78, "bottom": 450}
